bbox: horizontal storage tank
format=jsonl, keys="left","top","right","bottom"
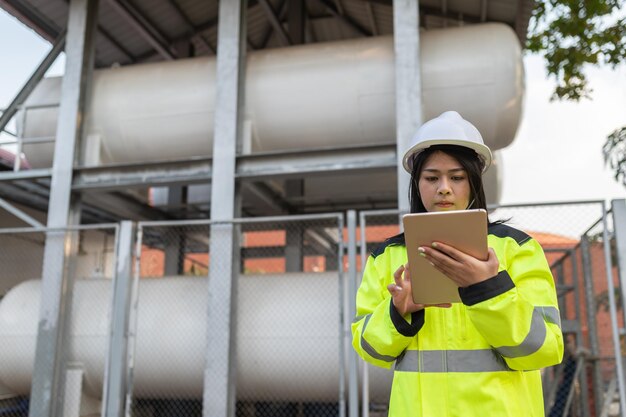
{"left": 0, "top": 276, "right": 393, "bottom": 402}
{"left": 20, "top": 23, "right": 523, "bottom": 168}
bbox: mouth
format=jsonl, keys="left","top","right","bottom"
{"left": 435, "top": 202, "right": 454, "bottom": 208}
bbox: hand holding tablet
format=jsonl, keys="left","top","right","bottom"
{"left": 402, "top": 209, "right": 489, "bottom": 304}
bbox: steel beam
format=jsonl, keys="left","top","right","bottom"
{"left": 0, "top": 31, "right": 65, "bottom": 134}
{"left": 393, "top": 0, "right": 422, "bottom": 212}
{"left": 288, "top": 0, "right": 305, "bottom": 44}
{"left": 0, "top": 197, "right": 44, "bottom": 227}
{"left": 69, "top": 144, "right": 396, "bottom": 190}
{"left": 364, "top": 2, "right": 378, "bottom": 36}
{"left": 258, "top": 0, "right": 291, "bottom": 46}
{"left": 204, "top": 2, "right": 247, "bottom": 417}
{"left": 107, "top": 0, "right": 177, "bottom": 60}
{"left": 0, "top": 0, "right": 61, "bottom": 42}
{"left": 165, "top": 0, "right": 215, "bottom": 54}
{"left": 316, "top": 0, "right": 372, "bottom": 36}
{"left": 28, "top": 1, "right": 99, "bottom": 416}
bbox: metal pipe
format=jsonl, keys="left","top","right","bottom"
{"left": 347, "top": 210, "right": 359, "bottom": 417}
{"left": 338, "top": 214, "right": 347, "bottom": 417}
{"left": 601, "top": 204, "right": 626, "bottom": 416}
{"left": 581, "top": 235, "right": 604, "bottom": 416}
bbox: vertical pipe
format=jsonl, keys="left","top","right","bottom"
{"left": 611, "top": 199, "right": 626, "bottom": 327}
{"left": 338, "top": 214, "right": 346, "bottom": 417}
{"left": 359, "top": 212, "right": 369, "bottom": 417}
{"left": 102, "top": 222, "right": 135, "bottom": 417}
{"left": 347, "top": 210, "right": 359, "bottom": 417}
{"left": 14, "top": 107, "right": 26, "bottom": 172}
{"left": 204, "top": 1, "right": 247, "bottom": 416}
{"left": 124, "top": 224, "right": 144, "bottom": 417}
{"left": 570, "top": 249, "right": 590, "bottom": 417}
{"left": 581, "top": 235, "right": 603, "bottom": 416}
{"left": 601, "top": 204, "right": 626, "bottom": 416}
{"left": 393, "top": 0, "right": 422, "bottom": 213}
{"left": 29, "top": 1, "right": 98, "bottom": 416}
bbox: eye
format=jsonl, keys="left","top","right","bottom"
{"left": 451, "top": 175, "right": 466, "bottom": 181}
{"left": 423, "top": 176, "right": 438, "bottom": 182}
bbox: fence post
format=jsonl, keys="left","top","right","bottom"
{"left": 347, "top": 210, "right": 359, "bottom": 417}
{"left": 102, "top": 221, "right": 135, "bottom": 417}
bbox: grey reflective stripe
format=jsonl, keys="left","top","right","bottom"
{"left": 495, "top": 306, "right": 561, "bottom": 358}
{"left": 395, "top": 349, "right": 511, "bottom": 373}
{"left": 360, "top": 315, "right": 397, "bottom": 363}
{"left": 540, "top": 306, "right": 561, "bottom": 327}
{"left": 353, "top": 314, "right": 366, "bottom": 324}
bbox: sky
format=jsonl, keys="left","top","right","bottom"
{"left": 1, "top": 8, "right": 626, "bottom": 207}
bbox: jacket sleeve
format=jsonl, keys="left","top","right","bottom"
{"left": 458, "top": 238, "right": 564, "bottom": 371}
{"left": 351, "top": 253, "right": 424, "bottom": 369}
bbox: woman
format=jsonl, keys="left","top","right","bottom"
{"left": 351, "top": 111, "right": 563, "bottom": 416}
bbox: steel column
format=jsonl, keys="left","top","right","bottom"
{"left": 393, "top": 0, "right": 422, "bottom": 212}
{"left": 601, "top": 204, "right": 626, "bottom": 416}
{"left": 347, "top": 210, "right": 359, "bottom": 417}
{"left": 581, "top": 236, "right": 603, "bottom": 416}
{"left": 102, "top": 222, "right": 133, "bottom": 417}
{"left": 611, "top": 199, "right": 626, "bottom": 322}
{"left": 28, "top": 1, "right": 99, "bottom": 416}
{"left": 204, "top": 1, "right": 247, "bottom": 417}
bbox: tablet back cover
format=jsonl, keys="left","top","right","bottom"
{"left": 402, "top": 209, "right": 488, "bottom": 304}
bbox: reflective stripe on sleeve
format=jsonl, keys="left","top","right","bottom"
{"left": 360, "top": 314, "right": 397, "bottom": 363}
{"left": 494, "top": 306, "right": 561, "bottom": 359}
{"left": 395, "top": 349, "right": 511, "bottom": 373}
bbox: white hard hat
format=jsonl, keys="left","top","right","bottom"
{"left": 402, "top": 111, "right": 492, "bottom": 173}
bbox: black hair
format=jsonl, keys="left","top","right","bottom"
{"left": 408, "top": 144, "right": 487, "bottom": 213}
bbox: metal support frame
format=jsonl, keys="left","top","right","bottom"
{"left": 347, "top": 210, "right": 359, "bottom": 417}
{"left": 393, "top": 0, "right": 422, "bottom": 212}
{"left": 288, "top": 0, "right": 305, "bottom": 44}
{"left": 29, "top": 1, "right": 99, "bottom": 416}
{"left": 107, "top": 0, "right": 177, "bottom": 60}
{"left": 258, "top": 0, "right": 291, "bottom": 46}
{"left": 101, "top": 221, "right": 132, "bottom": 417}
{"left": 316, "top": 0, "right": 372, "bottom": 36}
{"left": 67, "top": 144, "right": 396, "bottom": 191}
{"left": 0, "top": 31, "right": 65, "bottom": 134}
{"left": 204, "top": 1, "right": 247, "bottom": 416}
{"left": 601, "top": 203, "right": 626, "bottom": 416}
{"left": 612, "top": 199, "right": 626, "bottom": 323}
{"left": 581, "top": 235, "right": 603, "bottom": 417}
{"left": 0, "top": 197, "right": 44, "bottom": 227}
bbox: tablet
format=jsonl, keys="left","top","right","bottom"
{"left": 402, "top": 209, "right": 488, "bottom": 304}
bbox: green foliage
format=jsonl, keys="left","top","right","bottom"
{"left": 603, "top": 126, "right": 626, "bottom": 186}
{"left": 527, "top": 0, "right": 626, "bottom": 101}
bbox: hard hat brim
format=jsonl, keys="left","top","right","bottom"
{"left": 402, "top": 139, "right": 493, "bottom": 174}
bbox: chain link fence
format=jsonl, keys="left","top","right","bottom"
{"left": 132, "top": 214, "right": 345, "bottom": 417}
{"left": 357, "top": 202, "right": 621, "bottom": 417}
{"left": 0, "top": 224, "right": 118, "bottom": 417}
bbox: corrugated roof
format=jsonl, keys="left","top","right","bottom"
{"left": 1, "top": 0, "right": 535, "bottom": 68}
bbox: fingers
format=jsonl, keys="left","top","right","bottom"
{"left": 419, "top": 243, "right": 463, "bottom": 270}
{"left": 393, "top": 265, "right": 405, "bottom": 287}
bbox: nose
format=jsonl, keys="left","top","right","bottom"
{"left": 437, "top": 178, "right": 451, "bottom": 195}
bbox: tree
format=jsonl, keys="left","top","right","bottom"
{"left": 526, "top": 0, "right": 626, "bottom": 185}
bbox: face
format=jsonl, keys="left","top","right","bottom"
{"left": 418, "top": 151, "right": 471, "bottom": 212}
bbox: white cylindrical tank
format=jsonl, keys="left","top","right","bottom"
{"left": 21, "top": 23, "right": 523, "bottom": 168}
{"left": 0, "top": 275, "right": 392, "bottom": 401}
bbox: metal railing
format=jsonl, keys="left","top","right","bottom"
{"left": 0, "top": 200, "right": 625, "bottom": 417}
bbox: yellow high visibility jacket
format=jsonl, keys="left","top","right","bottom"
{"left": 352, "top": 223, "right": 564, "bottom": 417}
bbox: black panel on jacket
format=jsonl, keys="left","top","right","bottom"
{"left": 372, "top": 234, "right": 406, "bottom": 258}
{"left": 488, "top": 223, "right": 531, "bottom": 246}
